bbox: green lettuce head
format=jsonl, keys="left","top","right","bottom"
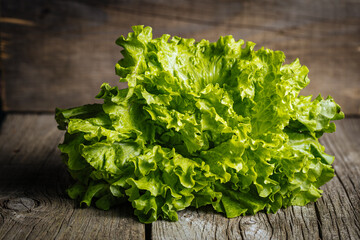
{"left": 56, "top": 25, "right": 344, "bottom": 223}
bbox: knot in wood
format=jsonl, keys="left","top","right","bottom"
{"left": 5, "top": 197, "right": 37, "bottom": 212}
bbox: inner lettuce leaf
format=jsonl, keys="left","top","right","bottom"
{"left": 55, "top": 25, "right": 344, "bottom": 223}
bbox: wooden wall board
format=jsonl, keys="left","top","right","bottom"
{"left": 0, "top": 114, "right": 145, "bottom": 240}
{"left": 1, "top": 0, "right": 359, "bottom": 113}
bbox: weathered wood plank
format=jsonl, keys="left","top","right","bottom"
{"left": 0, "top": 114, "right": 145, "bottom": 240}
{"left": 1, "top": 0, "right": 359, "bottom": 113}
{"left": 152, "top": 205, "right": 321, "bottom": 240}
{"left": 152, "top": 118, "right": 360, "bottom": 240}
{"left": 0, "top": 116, "right": 358, "bottom": 239}
{"left": 315, "top": 119, "right": 360, "bottom": 240}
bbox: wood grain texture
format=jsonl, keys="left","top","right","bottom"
{"left": 0, "top": 114, "right": 145, "bottom": 240}
{"left": 315, "top": 119, "right": 360, "bottom": 240}
{"left": 152, "top": 205, "right": 321, "bottom": 240}
{"left": 0, "top": 116, "right": 359, "bottom": 239}
{"left": 152, "top": 118, "right": 360, "bottom": 240}
{"left": 1, "top": 0, "right": 359, "bottom": 113}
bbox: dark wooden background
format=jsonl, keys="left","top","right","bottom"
{"left": 0, "top": 1, "right": 360, "bottom": 240}
{"left": 1, "top": 0, "right": 359, "bottom": 114}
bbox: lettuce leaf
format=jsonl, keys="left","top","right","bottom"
{"left": 56, "top": 25, "right": 344, "bottom": 223}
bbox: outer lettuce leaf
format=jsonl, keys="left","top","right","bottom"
{"left": 56, "top": 25, "right": 344, "bottom": 223}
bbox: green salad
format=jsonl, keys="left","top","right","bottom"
{"left": 56, "top": 25, "right": 344, "bottom": 223}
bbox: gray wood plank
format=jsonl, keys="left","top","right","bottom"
{"left": 1, "top": 0, "right": 359, "bottom": 113}
{"left": 152, "top": 205, "right": 321, "bottom": 240}
{"left": 0, "top": 114, "right": 145, "bottom": 240}
{"left": 315, "top": 119, "right": 360, "bottom": 240}
{"left": 152, "top": 118, "right": 360, "bottom": 240}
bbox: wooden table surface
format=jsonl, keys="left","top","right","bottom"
{"left": 0, "top": 114, "right": 358, "bottom": 240}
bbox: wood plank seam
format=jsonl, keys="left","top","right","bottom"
{"left": 145, "top": 223, "right": 152, "bottom": 240}
{"left": 314, "top": 202, "right": 323, "bottom": 240}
